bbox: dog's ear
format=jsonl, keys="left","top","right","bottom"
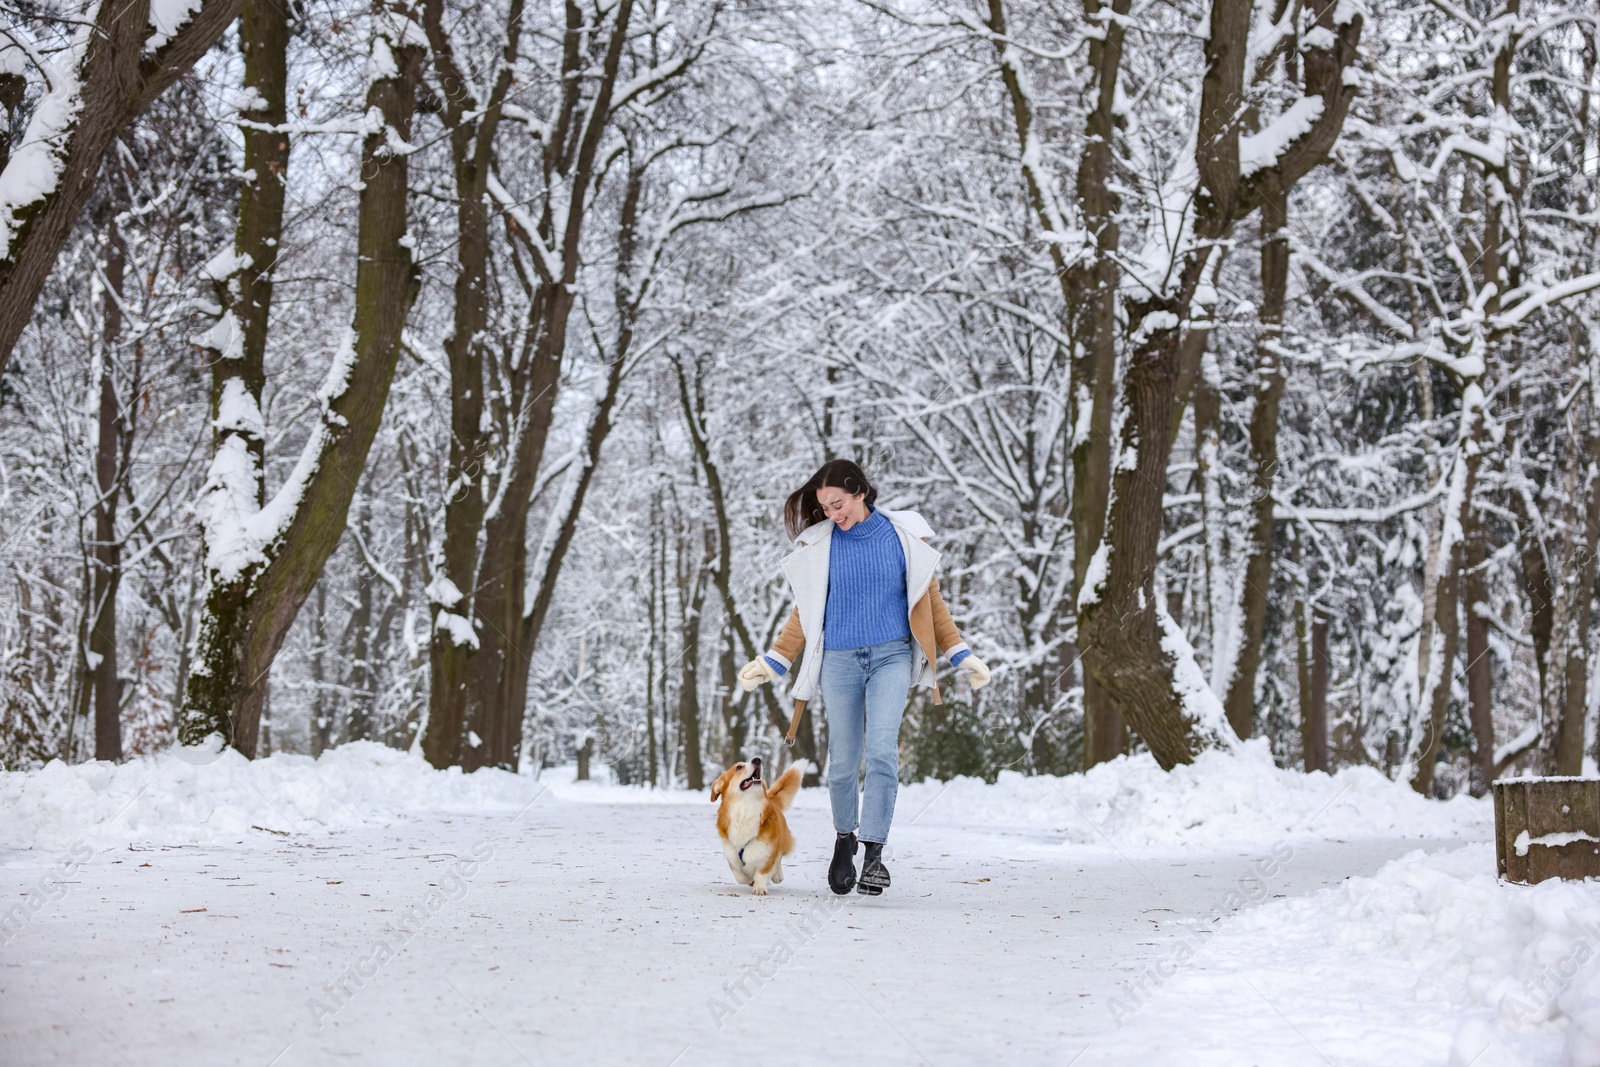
{"left": 710, "top": 768, "right": 728, "bottom": 802}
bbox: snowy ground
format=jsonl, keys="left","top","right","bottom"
{"left": 2, "top": 743, "right": 1597, "bottom": 1066}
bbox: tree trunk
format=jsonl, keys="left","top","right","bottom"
{"left": 1078, "top": 292, "right": 1232, "bottom": 769}
{"left": 420, "top": 0, "right": 526, "bottom": 771}
{"left": 1293, "top": 540, "right": 1313, "bottom": 764}
{"left": 1446, "top": 0, "right": 1516, "bottom": 793}
{"left": 986, "top": 0, "right": 1127, "bottom": 768}
{"left": 1293, "top": 536, "right": 1331, "bottom": 773}
{"left": 1027, "top": 657, "right": 1057, "bottom": 773}
{"left": 461, "top": 290, "right": 630, "bottom": 772}
{"left": 1223, "top": 184, "right": 1291, "bottom": 739}
{"left": 1413, "top": 533, "right": 1463, "bottom": 796}
{"left": 179, "top": 0, "right": 291, "bottom": 751}
{"left": 994, "top": 0, "right": 1358, "bottom": 768}
{"left": 1072, "top": 0, "right": 1247, "bottom": 766}
{"left": 1555, "top": 455, "right": 1600, "bottom": 775}
{"left": 719, "top": 629, "right": 745, "bottom": 768}
{"left": 1214, "top": 0, "right": 1362, "bottom": 736}
{"left": 181, "top": 22, "right": 424, "bottom": 755}
{"left": 1069, "top": 0, "right": 1132, "bottom": 770}
{"left": 1196, "top": 375, "right": 1232, "bottom": 685}
{"left": 1307, "top": 609, "right": 1331, "bottom": 773}
{"left": 1513, "top": 487, "right": 1554, "bottom": 734}
{"left": 436, "top": 0, "right": 637, "bottom": 772}
{"left": 347, "top": 504, "right": 376, "bottom": 742}
{"left": 674, "top": 355, "right": 820, "bottom": 777}
{"left": 88, "top": 223, "right": 125, "bottom": 762}
{"left": 1464, "top": 508, "right": 1494, "bottom": 794}
{"left": 646, "top": 493, "right": 661, "bottom": 787}
{"left": 310, "top": 580, "right": 330, "bottom": 756}
{"left": 0, "top": 0, "right": 242, "bottom": 377}
{"left": 655, "top": 493, "right": 671, "bottom": 784}
{"left": 1413, "top": 387, "right": 1481, "bottom": 794}
{"left": 678, "top": 531, "right": 712, "bottom": 791}
{"left": 505, "top": 165, "right": 644, "bottom": 766}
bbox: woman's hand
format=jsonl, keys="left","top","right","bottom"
{"left": 737, "top": 658, "right": 778, "bottom": 692}
{"left": 960, "top": 655, "right": 991, "bottom": 689}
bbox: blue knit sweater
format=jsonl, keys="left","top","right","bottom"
{"left": 765, "top": 508, "right": 969, "bottom": 675}
{"left": 821, "top": 507, "right": 911, "bottom": 650}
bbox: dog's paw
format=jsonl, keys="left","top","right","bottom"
{"left": 751, "top": 883, "right": 769, "bottom": 895}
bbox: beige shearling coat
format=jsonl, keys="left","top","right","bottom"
{"left": 763, "top": 508, "right": 969, "bottom": 705}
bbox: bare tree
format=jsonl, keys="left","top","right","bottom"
{"left": 0, "top": 0, "right": 241, "bottom": 375}
{"left": 181, "top": 7, "right": 426, "bottom": 754}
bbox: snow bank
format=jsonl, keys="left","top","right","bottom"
{"left": 1, "top": 737, "right": 1487, "bottom": 853}
{"left": 893, "top": 739, "right": 1490, "bottom": 847}
{"left": 0, "top": 741, "right": 540, "bottom": 850}
{"left": 1177, "top": 845, "right": 1600, "bottom": 1066}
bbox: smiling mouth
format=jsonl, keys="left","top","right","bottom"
{"left": 739, "top": 759, "right": 763, "bottom": 791}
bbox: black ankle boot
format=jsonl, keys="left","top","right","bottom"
{"left": 858, "top": 842, "right": 890, "bottom": 895}
{"left": 829, "top": 832, "right": 858, "bottom": 895}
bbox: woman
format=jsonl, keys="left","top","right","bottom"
{"left": 737, "top": 460, "right": 990, "bottom": 896}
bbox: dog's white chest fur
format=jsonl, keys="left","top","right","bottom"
{"left": 723, "top": 797, "right": 763, "bottom": 847}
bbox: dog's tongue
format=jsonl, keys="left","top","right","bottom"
{"left": 740, "top": 759, "right": 762, "bottom": 790}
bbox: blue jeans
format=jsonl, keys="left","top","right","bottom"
{"left": 820, "top": 638, "right": 913, "bottom": 844}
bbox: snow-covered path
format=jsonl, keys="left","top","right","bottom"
{"left": 3, "top": 778, "right": 1476, "bottom": 1067}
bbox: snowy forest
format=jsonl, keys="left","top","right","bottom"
{"left": 2, "top": 0, "right": 1598, "bottom": 801}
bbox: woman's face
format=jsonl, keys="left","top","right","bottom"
{"left": 816, "top": 485, "right": 869, "bottom": 531}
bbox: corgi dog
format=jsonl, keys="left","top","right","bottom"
{"left": 710, "top": 757, "right": 803, "bottom": 895}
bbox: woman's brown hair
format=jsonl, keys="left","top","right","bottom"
{"left": 784, "top": 459, "right": 878, "bottom": 541}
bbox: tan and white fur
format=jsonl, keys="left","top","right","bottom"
{"left": 710, "top": 757, "right": 803, "bottom": 895}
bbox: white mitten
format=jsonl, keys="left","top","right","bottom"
{"left": 737, "top": 658, "right": 778, "bottom": 692}
{"left": 960, "top": 655, "right": 991, "bottom": 689}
